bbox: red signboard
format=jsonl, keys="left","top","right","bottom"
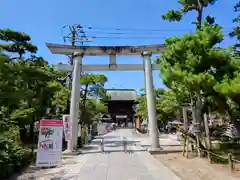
{"left": 40, "top": 120, "right": 63, "bottom": 127}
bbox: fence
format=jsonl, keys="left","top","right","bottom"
{"left": 182, "top": 133, "right": 240, "bottom": 173}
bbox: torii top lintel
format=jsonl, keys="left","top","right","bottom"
{"left": 46, "top": 43, "right": 166, "bottom": 56}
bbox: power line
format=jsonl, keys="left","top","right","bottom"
{"left": 90, "top": 33, "right": 232, "bottom": 40}
{"left": 85, "top": 30, "right": 194, "bottom": 36}
{"left": 93, "top": 36, "right": 167, "bottom": 39}
{"left": 85, "top": 26, "right": 234, "bottom": 32}
{"left": 61, "top": 24, "right": 235, "bottom": 42}
{"left": 84, "top": 30, "right": 232, "bottom": 36}
{"left": 80, "top": 26, "right": 233, "bottom": 39}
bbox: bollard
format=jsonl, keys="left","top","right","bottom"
{"left": 228, "top": 153, "right": 234, "bottom": 173}
{"left": 101, "top": 138, "right": 104, "bottom": 153}
{"left": 123, "top": 137, "right": 127, "bottom": 153}
{"left": 207, "top": 149, "right": 212, "bottom": 164}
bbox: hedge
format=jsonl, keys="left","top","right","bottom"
{"left": 0, "top": 125, "right": 33, "bottom": 179}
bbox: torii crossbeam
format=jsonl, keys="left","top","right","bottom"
{"left": 46, "top": 43, "right": 165, "bottom": 153}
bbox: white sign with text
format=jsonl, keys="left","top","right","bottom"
{"left": 36, "top": 120, "right": 63, "bottom": 167}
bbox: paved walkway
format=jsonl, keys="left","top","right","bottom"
{"left": 13, "top": 129, "right": 181, "bottom": 180}
{"left": 76, "top": 129, "right": 181, "bottom": 180}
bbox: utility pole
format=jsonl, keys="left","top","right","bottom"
{"left": 68, "top": 26, "right": 76, "bottom": 89}
{"left": 62, "top": 24, "right": 95, "bottom": 88}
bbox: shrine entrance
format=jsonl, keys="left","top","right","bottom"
{"left": 105, "top": 89, "right": 136, "bottom": 127}
{"left": 46, "top": 43, "right": 165, "bottom": 152}
{"left": 116, "top": 115, "right": 127, "bottom": 127}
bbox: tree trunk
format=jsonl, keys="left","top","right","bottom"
{"left": 196, "top": 92, "right": 204, "bottom": 128}
{"left": 196, "top": 0, "right": 203, "bottom": 29}
{"left": 20, "top": 127, "right": 27, "bottom": 144}
{"left": 30, "top": 119, "right": 34, "bottom": 152}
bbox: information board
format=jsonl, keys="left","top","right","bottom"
{"left": 36, "top": 120, "right": 63, "bottom": 167}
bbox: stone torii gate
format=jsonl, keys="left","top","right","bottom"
{"left": 46, "top": 43, "right": 165, "bottom": 152}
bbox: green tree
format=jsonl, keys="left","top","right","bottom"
{"left": 134, "top": 89, "right": 182, "bottom": 125}
{"left": 159, "top": 23, "right": 238, "bottom": 121}
{"left": 0, "top": 30, "right": 42, "bottom": 178}
{"left": 162, "top": 0, "right": 217, "bottom": 29}
{"left": 161, "top": 0, "right": 227, "bottom": 132}
{"left": 134, "top": 93, "right": 148, "bottom": 120}
{"left": 0, "top": 28, "right": 69, "bottom": 145}
{"left": 81, "top": 99, "right": 108, "bottom": 125}
{"left": 214, "top": 66, "right": 240, "bottom": 122}
{"left": 0, "top": 29, "right": 37, "bottom": 58}
{"left": 79, "top": 73, "right": 109, "bottom": 125}
{"left": 0, "top": 28, "right": 72, "bottom": 178}
{"left": 230, "top": 1, "right": 240, "bottom": 55}
{"left": 50, "top": 81, "right": 70, "bottom": 116}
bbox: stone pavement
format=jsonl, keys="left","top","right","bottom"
{"left": 139, "top": 134, "right": 181, "bottom": 147}
{"left": 134, "top": 131, "right": 183, "bottom": 153}
{"left": 76, "top": 129, "right": 181, "bottom": 180}
{"left": 12, "top": 128, "right": 182, "bottom": 180}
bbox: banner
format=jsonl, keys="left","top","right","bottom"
{"left": 36, "top": 120, "right": 63, "bottom": 167}
{"left": 62, "top": 115, "right": 71, "bottom": 141}
{"left": 78, "top": 124, "right": 81, "bottom": 137}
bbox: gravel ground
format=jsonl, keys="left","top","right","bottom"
{"left": 154, "top": 152, "right": 240, "bottom": 180}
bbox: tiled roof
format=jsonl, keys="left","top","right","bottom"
{"left": 106, "top": 89, "right": 137, "bottom": 101}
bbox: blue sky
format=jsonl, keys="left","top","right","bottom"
{"left": 1, "top": 0, "right": 238, "bottom": 92}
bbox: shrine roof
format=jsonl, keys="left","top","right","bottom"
{"left": 106, "top": 89, "right": 137, "bottom": 101}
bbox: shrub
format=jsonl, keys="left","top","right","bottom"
{"left": 0, "top": 125, "right": 32, "bottom": 179}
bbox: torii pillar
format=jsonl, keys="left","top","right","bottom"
{"left": 142, "top": 51, "right": 160, "bottom": 151}
{"left": 67, "top": 53, "right": 83, "bottom": 151}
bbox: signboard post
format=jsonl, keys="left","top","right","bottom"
{"left": 36, "top": 120, "right": 63, "bottom": 167}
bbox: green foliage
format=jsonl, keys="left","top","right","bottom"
{"left": 80, "top": 99, "right": 108, "bottom": 125}
{"left": 80, "top": 73, "right": 108, "bottom": 99}
{"left": 134, "top": 89, "right": 181, "bottom": 124}
{"left": 160, "top": 24, "right": 225, "bottom": 91}
{"left": 49, "top": 81, "right": 70, "bottom": 114}
{"left": 80, "top": 73, "right": 107, "bottom": 86}
{"left": 159, "top": 0, "right": 240, "bottom": 130}
{"left": 157, "top": 18, "right": 240, "bottom": 122}
{"left": 0, "top": 29, "right": 37, "bottom": 58}
{"left": 215, "top": 72, "right": 240, "bottom": 101}
{"left": 161, "top": 0, "right": 240, "bottom": 127}
{"left": 162, "top": 0, "right": 218, "bottom": 28}
{"left": 162, "top": 10, "right": 182, "bottom": 21}
{"left": 0, "top": 125, "right": 32, "bottom": 179}
{"left": 214, "top": 70, "right": 240, "bottom": 121}
{"left": 79, "top": 73, "right": 109, "bottom": 125}
{"left": 0, "top": 29, "right": 69, "bottom": 178}
{"left": 134, "top": 94, "right": 148, "bottom": 120}
{"left": 230, "top": 1, "right": 240, "bottom": 55}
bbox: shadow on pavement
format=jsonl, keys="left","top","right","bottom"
{"left": 7, "top": 165, "right": 66, "bottom": 180}
{"left": 81, "top": 145, "right": 99, "bottom": 151}
{"left": 91, "top": 140, "right": 141, "bottom": 147}
{"left": 80, "top": 148, "right": 147, "bottom": 154}
{"left": 93, "top": 136, "right": 118, "bottom": 139}
{"left": 141, "top": 144, "right": 182, "bottom": 147}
